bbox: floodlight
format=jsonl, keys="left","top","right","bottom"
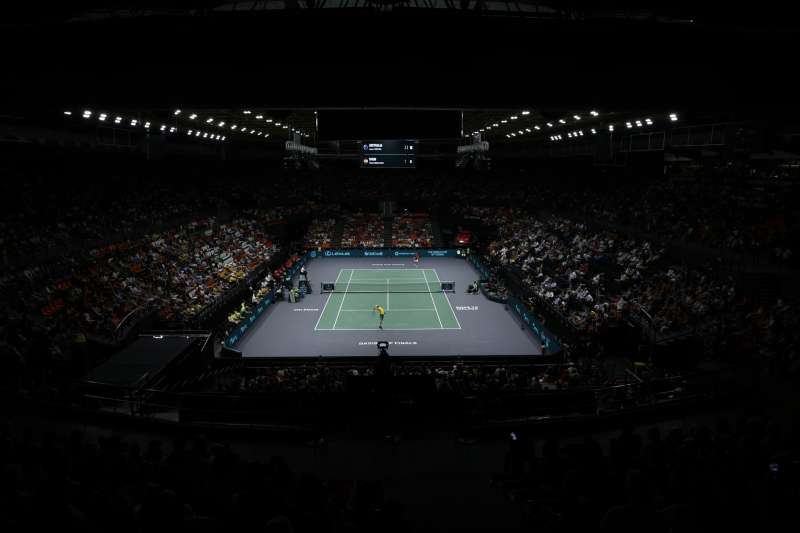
{"left": 98, "top": 113, "right": 107, "bottom": 121}
{"left": 534, "top": 125, "right": 540, "bottom": 130}
{"left": 243, "top": 110, "right": 251, "bottom": 114}
{"left": 573, "top": 115, "right": 581, "bottom": 120}
{"left": 63, "top": 111, "right": 72, "bottom": 115}
{"left": 493, "top": 123, "right": 499, "bottom": 127}
{"left": 282, "top": 125, "right": 288, "bottom": 129}
{"left": 669, "top": 113, "right": 678, "bottom": 121}
{"left": 218, "top": 121, "right": 225, "bottom": 127}
{"left": 255, "top": 114, "right": 263, "bottom": 119}
{"left": 206, "top": 118, "right": 213, "bottom": 123}
{"left": 195, "top": 131, "right": 201, "bottom": 136}
{"left": 525, "top": 128, "right": 531, "bottom": 132}
{"left": 590, "top": 110, "right": 599, "bottom": 116}
{"left": 609, "top": 125, "right": 615, "bottom": 132}
{"left": 578, "top": 130, "right": 584, "bottom": 136}
{"left": 203, "top": 132, "right": 208, "bottom": 138}
{"left": 635, "top": 120, "right": 642, "bottom": 127}
{"left": 546, "top": 122, "right": 553, "bottom": 127}
{"left": 130, "top": 119, "right": 138, "bottom": 126}
{"left": 645, "top": 118, "right": 653, "bottom": 125}
{"left": 521, "top": 110, "right": 530, "bottom": 115}
{"left": 558, "top": 119, "right": 566, "bottom": 124}
{"left": 275, "top": 122, "right": 282, "bottom": 126}
{"left": 188, "top": 129, "right": 193, "bottom": 135}
{"left": 174, "top": 109, "right": 181, "bottom": 116}
{"left": 591, "top": 128, "right": 596, "bottom": 134}
{"left": 266, "top": 118, "right": 273, "bottom": 123}
{"left": 222, "top": 136, "right": 226, "bottom": 141}
{"left": 144, "top": 121, "right": 150, "bottom": 128}
{"left": 626, "top": 122, "right": 632, "bottom": 128}
{"left": 160, "top": 125, "right": 166, "bottom": 131}
{"left": 510, "top": 115, "right": 518, "bottom": 120}
{"left": 518, "top": 130, "right": 523, "bottom": 134}
{"left": 189, "top": 113, "right": 197, "bottom": 119}
{"left": 231, "top": 125, "right": 237, "bottom": 130}
{"left": 501, "top": 119, "right": 507, "bottom": 123}
{"left": 82, "top": 110, "right": 92, "bottom": 118}
{"left": 169, "top": 126, "right": 176, "bottom": 133}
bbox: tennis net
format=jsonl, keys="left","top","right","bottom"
{"left": 321, "top": 281, "right": 455, "bottom": 293}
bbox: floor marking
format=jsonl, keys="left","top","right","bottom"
{"left": 315, "top": 327, "right": 462, "bottom": 331}
{"left": 331, "top": 269, "right": 353, "bottom": 330}
{"left": 432, "top": 268, "right": 462, "bottom": 329}
{"left": 339, "top": 308, "right": 437, "bottom": 312}
{"left": 422, "top": 269, "right": 444, "bottom": 329}
{"left": 314, "top": 268, "right": 343, "bottom": 331}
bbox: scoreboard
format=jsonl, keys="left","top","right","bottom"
{"left": 360, "top": 140, "right": 416, "bottom": 168}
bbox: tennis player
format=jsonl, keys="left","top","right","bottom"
{"left": 374, "top": 305, "right": 385, "bottom": 329}
{"left": 413, "top": 252, "right": 420, "bottom": 268}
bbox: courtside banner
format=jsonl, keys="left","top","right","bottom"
{"left": 225, "top": 294, "right": 274, "bottom": 347}
{"left": 508, "top": 296, "right": 562, "bottom": 354}
{"left": 317, "top": 249, "right": 459, "bottom": 258}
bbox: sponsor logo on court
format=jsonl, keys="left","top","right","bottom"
{"left": 371, "top": 263, "right": 405, "bottom": 266}
{"left": 357, "top": 340, "right": 419, "bottom": 346}
{"left": 293, "top": 308, "right": 320, "bottom": 312}
{"left": 456, "top": 306, "right": 479, "bottom": 311}
{"left": 324, "top": 250, "right": 354, "bottom": 257}
{"left": 363, "top": 250, "right": 386, "bottom": 257}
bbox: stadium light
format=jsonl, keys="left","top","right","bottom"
{"left": 506, "top": 134, "right": 510, "bottom": 138}
{"left": 174, "top": 109, "right": 181, "bottom": 116}
{"left": 626, "top": 122, "right": 632, "bottom": 129}
{"left": 525, "top": 128, "right": 531, "bottom": 132}
{"left": 534, "top": 125, "right": 541, "bottom": 130}
{"left": 282, "top": 125, "right": 288, "bottom": 129}
{"left": 169, "top": 126, "right": 176, "bottom": 133}
{"left": 568, "top": 132, "right": 573, "bottom": 138}
{"left": 558, "top": 119, "right": 566, "bottom": 124}
{"left": 218, "top": 121, "right": 225, "bottom": 127}
{"left": 486, "top": 126, "right": 492, "bottom": 130}
{"left": 255, "top": 114, "right": 263, "bottom": 119}
{"left": 591, "top": 128, "right": 597, "bottom": 134}
{"left": 98, "top": 113, "right": 107, "bottom": 121}
{"left": 205, "top": 118, "right": 213, "bottom": 123}
{"left": 492, "top": 123, "right": 499, "bottom": 127}
{"left": 264, "top": 134, "right": 269, "bottom": 138}
{"left": 82, "top": 110, "right": 92, "bottom": 118}
{"left": 518, "top": 130, "right": 523, "bottom": 134}
{"left": 501, "top": 119, "right": 507, "bottom": 123}
{"left": 546, "top": 122, "right": 553, "bottom": 127}
{"left": 222, "top": 136, "right": 226, "bottom": 141}
{"left": 130, "top": 119, "right": 138, "bottom": 126}
{"left": 243, "top": 110, "right": 251, "bottom": 114}
{"left": 635, "top": 120, "right": 642, "bottom": 127}
{"left": 250, "top": 130, "right": 256, "bottom": 134}
{"left": 203, "top": 132, "right": 208, "bottom": 138}
{"left": 510, "top": 115, "right": 518, "bottom": 120}
{"left": 144, "top": 121, "right": 150, "bottom": 128}
{"left": 521, "top": 110, "right": 530, "bottom": 115}
{"left": 609, "top": 125, "right": 615, "bottom": 132}
{"left": 573, "top": 115, "right": 581, "bottom": 120}
{"left": 63, "top": 110, "right": 72, "bottom": 116}
{"left": 189, "top": 113, "right": 197, "bottom": 120}
{"left": 188, "top": 129, "right": 193, "bottom": 135}
{"left": 578, "top": 130, "right": 584, "bottom": 136}
{"left": 645, "top": 118, "right": 653, "bottom": 125}
{"left": 231, "top": 124, "right": 237, "bottom": 130}
{"left": 275, "top": 122, "right": 282, "bottom": 126}
{"left": 257, "top": 132, "right": 263, "bottom": 136}
{"left": 590, "top": 110, "right": 599, "bottom": 116}
{"left": 195, "top": 131, "right": 201, "bottom": 136}
{"left": 669, "top": 113, "right": 678, "bottom": 121}
{"left": 510, "top": 132, "right": 516, "bottom": 136}
{"left": 266, "top": 118, "right": 273, "bottom": 123}
{"left": 160, "top": 124, "right": 166, "bottom": 131}
{"left": 114, "top": 116, "right": 121, "bottom": 124}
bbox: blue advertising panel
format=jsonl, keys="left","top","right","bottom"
{"left": 508, "top": 296, "right": 562, "bottom": 354}
{"left": 317, "top": 248, "right": 461, "bottom": 258}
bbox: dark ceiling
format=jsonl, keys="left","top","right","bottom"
{"left": 2, "top": 5, "right": 799, "bottom": 120}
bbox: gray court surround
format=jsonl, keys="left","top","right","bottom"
{"left": 236, "top": 256, "right": 543, "bottom": 358}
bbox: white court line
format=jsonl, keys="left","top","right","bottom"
{"left": 386, "top": 278, "right": 389, "bottom": 310}
{"left": 331, "top": 269, "right": 354, "bottom": 330}
{"left": 339, "top": 308, "right": 437, "bottom": 312}
{"left": 432, "top": 268, "right": 462, "bottom": 330}
{"left": 314, "top": 268, "right": 344, "bottom": 331}
{"left": 315, "top": 327, "right": 462, "bottom": 331}
{"left": 422, "top": 269, "right": 444, "bottom": 329}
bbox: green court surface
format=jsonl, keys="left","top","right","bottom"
{"left": 314, "top": 269, "right": 462, "bottom": 331}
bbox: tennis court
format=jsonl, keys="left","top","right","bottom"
{"left": 315, "top": 268, "right": 461, "bottom": 331}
